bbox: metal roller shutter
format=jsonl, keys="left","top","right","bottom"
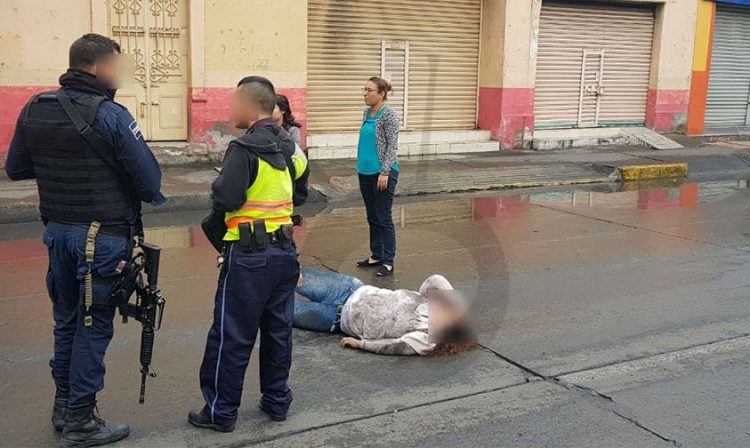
{"left": 307, "top": 0, "right": 481, "bottom": 133}
{"left": 535, "top": 2, "right": 655, "bottom": 128}
{"left": 706, "top": 4, "right": 750, "bottom": 127}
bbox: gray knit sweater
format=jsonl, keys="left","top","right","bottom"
{"left": 362, "top": 106, "right": 400, "bottom": 176}
{"left": 340, "top": 275, "right": 454, "bottom": 356}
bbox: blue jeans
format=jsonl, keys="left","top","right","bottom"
{"left": 43, "top": 222, "right": 128, "bottom": 406}
{"left": 359, "top": 171, "right": 398, "bottom": 265}
{"left": 293, "top": 268, "right": 364, "bottom": 333}
{"left": 199, "top": 244, "right": 300, "bottom": 425}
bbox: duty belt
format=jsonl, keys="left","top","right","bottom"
{"left": 237, "top": 220, "right": 294, "bottom": 252}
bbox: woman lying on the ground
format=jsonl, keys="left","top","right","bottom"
{"left": 293, "top": 268, "right": 476, "bottom": 356}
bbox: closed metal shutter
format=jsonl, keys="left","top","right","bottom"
{"left": 307, "top": 0, "right": 481, "bottom": 133}
{"left": 706, "top": 4, "right": 750, "bottom": 127}
{"left": 535, "top": 2, "right": 655, "bottom": 128}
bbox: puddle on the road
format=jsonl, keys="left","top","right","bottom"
{"left": 1, "top": 179, "right": 748, "bottom": 259}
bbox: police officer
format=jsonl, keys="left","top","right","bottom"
{"left": 188, "top": 76, "right": 308, "bottom": 432}
{"left": 5, "top": 34, "right": 164, "bottom": 447}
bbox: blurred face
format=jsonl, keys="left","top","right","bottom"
{"left": 427, "top": 290, "right": 470, "bottom": 339}
{"left": 430, "top": 300, "right": 460, "bottom": 332}
{"left": 273, "top": 104, "right": 284, "bottom": 126}
{"left": 90, "top": 53, "right": 127, "bottom": 89}
{"left": 362, "top": 81, "right": 384, "bottom": 106}
{"left": 230, "top": 88, "right": 260, "bottom": 129}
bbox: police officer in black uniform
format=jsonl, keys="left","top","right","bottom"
{"left": 188, "top": 76, "right": 309, "bottom": 433}
{"left": 5, "top": 34, "right": 164, "bottom": 447}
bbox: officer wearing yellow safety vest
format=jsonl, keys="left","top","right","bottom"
{"left": 189, "top": 76, "right": 309, "bottom": 432}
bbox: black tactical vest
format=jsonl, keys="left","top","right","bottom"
{"left": 21, "top": 91, "right": 138, "bottom": 223}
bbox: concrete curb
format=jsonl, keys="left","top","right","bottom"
{"left": 0, "top": 189, "right": 330, "bottom": 225}
{"left": 617, "top": 163, "right": 689, "bottom": 182}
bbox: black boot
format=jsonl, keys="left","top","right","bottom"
{"left": 61, "top": 403, "right": 129, "bottom": 447}
{"left": 187, "top": 410, "right": 235, "bottom": 433}
{"left": 52, "top": 397, "right": 68, "bottom": 432}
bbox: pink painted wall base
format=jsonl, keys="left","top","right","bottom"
{"left": 189, "top": 87, "right": 307, "bottom": 151}
{"left": 645, "top": 89, "right": 690, "bottom": 133}
{"left": 477, "top": 87, "right": 534, "bottom": 150}
{"left": 1, "top": 85, "right": 308, "bottom": 166}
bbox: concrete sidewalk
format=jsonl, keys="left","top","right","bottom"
{"left": 2, "top": 141, "right": 750, "bottom": 223}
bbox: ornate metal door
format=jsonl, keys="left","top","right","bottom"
{"left": 109, "top": 0, "right": 188, "bottom": 141}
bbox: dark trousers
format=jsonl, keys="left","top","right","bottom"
{"left": 358, "top": 171, "right": 398, "bottom": 265}
{"left": 43, "top": 222, "right": 128, "bottom": 407}
{"left": 199, "top": 243, "right": 300, "bottom": 426}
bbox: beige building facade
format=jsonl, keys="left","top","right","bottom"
{"left": 1, "top": 0, "right": 736, "bottom": 163}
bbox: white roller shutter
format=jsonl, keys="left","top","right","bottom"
{"left": 382, "top": 41, "right": 409, "bottom": 129}
{"left": 706, "top": 4, "right": 750, "bottom": 127}
{"left": 307, "top": 0, "right": 481, "bottom": 133}
{"left": 535, "top": 2, "right": 655, "bottom": 128}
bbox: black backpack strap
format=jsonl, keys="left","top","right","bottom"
{"left": 56, "top": 92, "right": 141, "bottom": 226}
{"left": 56, "top": 93, "right": 126, "bottom": 177}
{"left": 86, "top": 96, "right": 107, "bottom": 126}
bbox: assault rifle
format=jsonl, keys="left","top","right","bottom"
{"left": 108, "top": 241, "right": 167, "bottom": 404}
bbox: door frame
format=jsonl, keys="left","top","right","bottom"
{"left": 91, "top": 0, "right": 204, "bottom": 142}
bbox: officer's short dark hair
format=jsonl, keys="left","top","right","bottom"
{"left": 237, "top": 76, "right": 276, "bottom": 93}
{"left": 69, "top": 33, "right": 121, "bottom": 70}
{"left": 237, "top": 76, "right": 277, "bottom": 115}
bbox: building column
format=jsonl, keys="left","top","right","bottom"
{"left": 686, "top": 0, "right": 716, "bottom": 135}
{"left": 477, "top": 0, "right": 539, "bottom": 150}
{"left": 645, "top": 1, "right": 698, "bottom": 133}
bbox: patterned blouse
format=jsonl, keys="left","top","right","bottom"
{"left": 362, "top": 106, "right": 400, "bottom": 176}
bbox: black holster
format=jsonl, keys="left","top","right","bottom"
{"left": 280, "top": 224, "right": 294, "bottom": 250}
{"left": 201, "top": 209, "right": 227, "bottom": 253}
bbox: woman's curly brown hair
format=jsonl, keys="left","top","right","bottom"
{"left": 427, "top": 341, "right": 478, "bottom": 357}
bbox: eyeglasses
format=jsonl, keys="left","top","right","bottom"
{"left": 362, "top": 88, "right": 379, "bottom": 94}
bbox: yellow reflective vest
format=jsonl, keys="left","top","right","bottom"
{"left": 223, "top": 143, "right": 308, "bottom": 241}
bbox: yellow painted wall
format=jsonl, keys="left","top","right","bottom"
{"left": 0, "top": 0, "right": 307, "bottom": 89}
{"left": 203, "top": 0, "right": 307, "bottom": 88}
{"left": 502, "top": 0, "right": 539, "bottom": 88}
{"left": 650, "top": 0, "right": 699, "bottom": 90}
{"left": 479, "top": 0, "right": 538, "bottom": 89}
{"left": 479, "top": 0, "right": 505, "bottom": 88}
{"left": 0, "top": 1, "right": 92, "bottom": 86}
{"left": 692, "top": 0, "right": 714, "bottom": 72}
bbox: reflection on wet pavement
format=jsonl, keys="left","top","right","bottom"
{"left": 1, "top": 180, "right": 748, "bottom": 261}
{"left": 2, "top": 179, "right": 750, "bottom": 448}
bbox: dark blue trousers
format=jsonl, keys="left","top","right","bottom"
{"left": 358, "top": 171, "right": 398, "bottom": 265}
{"left": 43, "top": 222, "right": 128, "bottom": 406}
{"left": 199, "top": 243, "right": 300, "bottom": 426}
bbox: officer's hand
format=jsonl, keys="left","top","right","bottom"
{"left": 377, "top": 174, "right": 389, "bottom": 191}
{"left": 340, "top": 337, "right": 362, "bottom": 349}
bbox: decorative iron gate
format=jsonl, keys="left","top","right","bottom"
{"left": 109, "top": 0, "right": 189, "bottom": 141}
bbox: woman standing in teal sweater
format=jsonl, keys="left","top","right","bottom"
{"left": 356, "top": 76, "right": 400, "bottom": 277}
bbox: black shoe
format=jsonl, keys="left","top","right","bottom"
{"left": 376, "top": 265, "right": 394, "bottom": 277}
{"left": 61, "top": 403, "right": 129, "bottom": 447}
{"left": 356, "top": 257, "right": 383, "bottom": 268}
{"left": 187, "top": 410, "right": 235, "bottom": 433}
{"left": 52, "top": 397, "right": 68, "bottom": 432}
{"left": 258, "top": 403, "right": 286, "bottom": 422}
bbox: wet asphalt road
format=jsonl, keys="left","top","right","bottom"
{"left": 1, "top": 180, "right": 750, "bottom": 447}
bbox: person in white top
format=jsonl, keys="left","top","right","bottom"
{"left": 293, "top": 268, "right": 476, "bottom": 356}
